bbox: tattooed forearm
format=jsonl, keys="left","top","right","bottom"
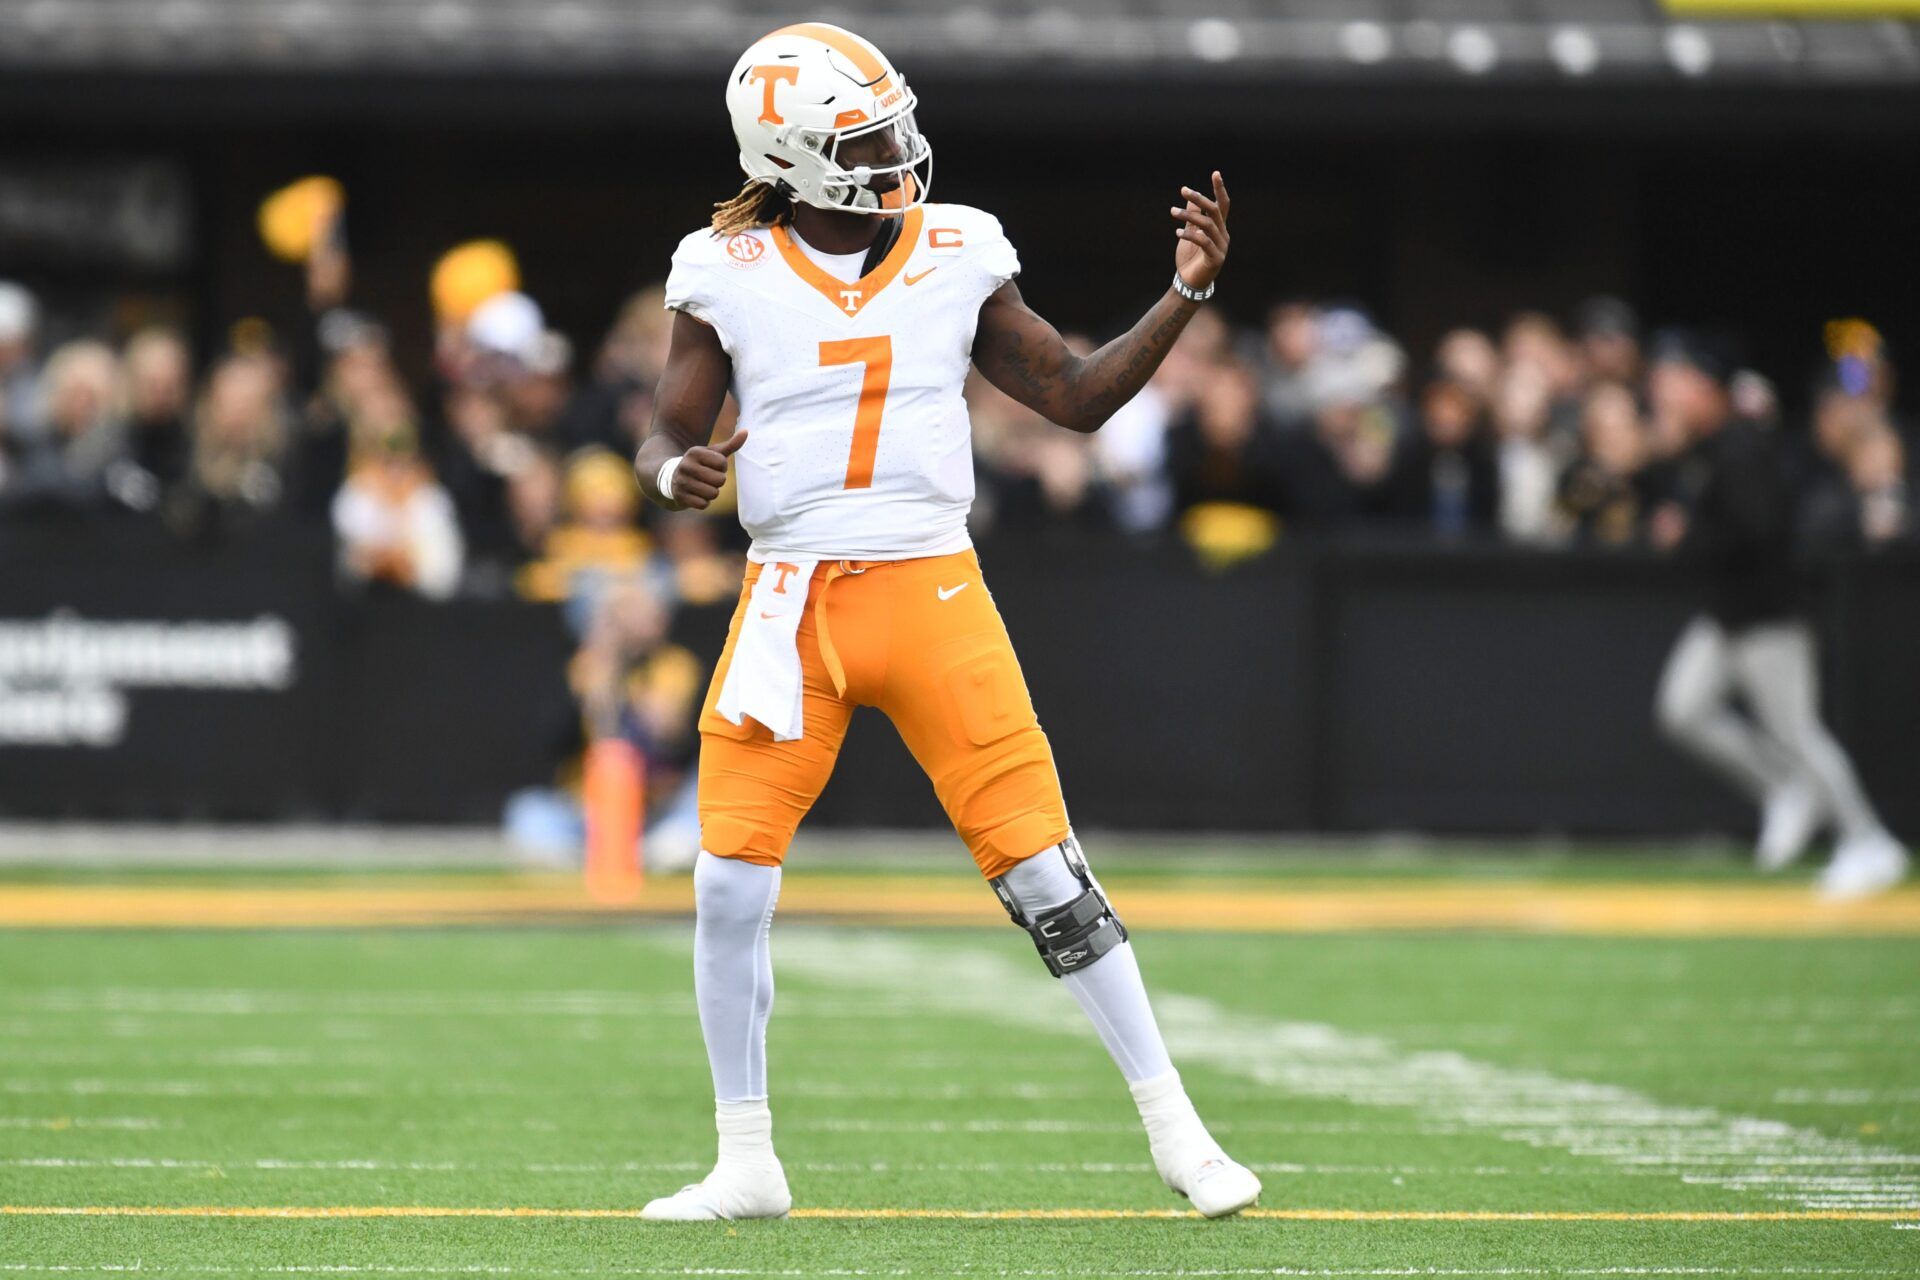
{"left": 973, "top": 282, "right": 1197, "bottom": 433}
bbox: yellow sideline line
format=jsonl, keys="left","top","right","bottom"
{"left": 1, "top": 1204, "right": 1915, "bottom": 1223}
{"left": 2, "top": 876, "right": 1919, "bottom": 934}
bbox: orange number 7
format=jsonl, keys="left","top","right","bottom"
{"left": 819, "top": 336, "right": 892, "bottom": 490}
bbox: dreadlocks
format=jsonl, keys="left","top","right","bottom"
{"left": 710, "top": 178, "right": 794, "bottom": 236}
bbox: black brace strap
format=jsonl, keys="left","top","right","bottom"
{"left": 990, "top": 836, "right": 1128, "bottom": 978}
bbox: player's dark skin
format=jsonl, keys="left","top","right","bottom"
{"left": 634, "top": 126, "right": 1231, "bottom": 511}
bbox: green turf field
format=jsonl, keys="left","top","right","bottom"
{"left": 2, "top": 847, "right": 1916, "bottom": 1277}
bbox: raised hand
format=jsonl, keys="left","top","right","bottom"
{"left": 671, "top": 429, "right": 749, "bottom": 510}
{"left": 1171, "top": 171, "right": 1231, "bottom": 292}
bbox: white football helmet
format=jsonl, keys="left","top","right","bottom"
{"left": 724, "top": 22, "right": 933, "bottom": 215}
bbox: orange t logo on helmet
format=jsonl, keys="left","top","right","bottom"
{"left": 748, "top": 65, "right": 800, "bottom": 125}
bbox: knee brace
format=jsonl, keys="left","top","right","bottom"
{"left": 989, "top": 835, "right": 1128, "bottom": 978}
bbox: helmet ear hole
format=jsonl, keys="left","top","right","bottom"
{"left": 763, "top": 154, "right": 795, "bottom": 170}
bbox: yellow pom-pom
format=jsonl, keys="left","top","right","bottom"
{"left": 431, "top": 239, "right": 522, "bottom": 324}
{"left": 257, "top": 176, "right": 344, "bottom": 263}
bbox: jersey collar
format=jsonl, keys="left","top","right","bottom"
{"left": 771, "top": 207, "right": 924, "bottom": 319}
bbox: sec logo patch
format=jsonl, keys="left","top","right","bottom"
{"left": 725, "top": 234, "right": 767, "bottom": 269}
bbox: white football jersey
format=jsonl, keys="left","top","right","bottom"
{"left": 664, "top": 203, "right": 1019, "bottom": 561}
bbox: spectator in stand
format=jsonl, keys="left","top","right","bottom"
{"left": 287, "top": 311, "right": 395, "bottom": 524}
{"left": 1492, "top": 361, "right": 1564, "bottom": 544}
{"left": 517, "top": 447, "right": 653, "bottom": 633}
{"left": 178, "top": 354, "right": 291, "bottom": 534}
{"left": 1434, "top": 327, "right": 1501, "bottom": 406}
{"left": 1257, "top": 300, "right": 1322, "bottom": 431}
{"left": 122, "top": 327, "right": 194, "bottom": 506}
{"left": 2, "top": 340, "right": 131, "bottom": 514}
{"left": 1272, "top": 359, "right": 1396, "bottom": 532}
{"left": 467, "top": 291, "right": 610, "bottom": 449}
{"left": 435, "top": 382, "right": 544, "bottom": 593}
{"left": 1575, "top": 296, "right": 1641, "bottom": 389}
{"left": 1557, "top": 381, "right": 1654, "bottom": 547}
{"left": 1801, "top": 417, "right": 1915, "bottom": 553}
{"left": 1165, "top": 356, "right": 1287, "bottom": 517}
{"left": 971, "top": 365, "right": 1108, "bottom": 533}
{"left": 1502, "top": 311, "right": 1584, "bottom": 444}
{"left": 1379, "top": 373, "right": 1500, "bottom": 539}
{"left": 573, "top": 286, "right": 675, "bottom": 457}
{"left": 508, "top": 573, "right": 705, "bottom": 873}
{"left": 506, "top": 445, "right": 565, "bottom": 566}
{"left": 0, "top": 282, "right": 42, "bottom": 454}
{"left": 330, "top": 384, "right": 465, "bottom": 599}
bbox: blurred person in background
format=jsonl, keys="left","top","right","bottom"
{"left": 1801, "top": 419, "right": 1916, "bottom": 553}
{"left": 0, "top": 339, "right": 129, "bottom": 514}
{"left": 1491, "top": 361, "right": 1563, "bottom": 544}
{"left": 436, "top": 382, "right": 544, "bottom": 592}
{"left": 1380, "top": 372, "right": 1499, "bottom": 539}
{"left": 652, "top": 510, "right": 746, "bottom": 608}
{"left": 1575, "top": 296, "right": 1641, "bottom": 389}
{"left": 1501, "top": 311, "right": 1584, "bottom": 442}
{"left": 467, "top": 291, "right": 608, "bottom": 448}
{"left": 1165, "top": 356, "right": 1286, "bottom": 518}
{"left": 1274, "top": 360, "right": 1396, "bottom": 532}
{"left": 177, "top": 353, "right": 291, "bottom": 535}
{"left": 1557, "top": 381, "right": 1654, "bottom": 546}
{"left": 972, "top": 336, "right": 1109, "bottom": 533}
{"left": 572, "top": 285, "right": 676, "bottom": 456}
{"left": 1647, "top": 330, "right": 1907, "bottom": 898}
{"left": 330, "top": 385, "right": 464, "bottom": 599}
{"left": 0, "top": 281, "right": 42, "bottom": 450}
{"left": 508, "top": 574, "right": 704, "bottom": 872}
{"left": 1256, "top": 299, "right": 1321, "bottom": 431}
{"left": 517, "top": 447, "right": 652, "bottom": 633}
{"left": 287, "top": 310, "right": 394, "bottom": 523}
{"left": 1434, "top": 327, "right": 1501, "bottom": 405}
{"left": 122, "top": 327, "right": 195, "bottom": 506}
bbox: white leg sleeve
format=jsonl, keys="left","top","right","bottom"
{"left": 693, "top": 851, "right": 782, "bottom": 1104}
{"left": 1000, "top": 842, "right": 1175, "bottom": 1084}
{"left": 1655, "top": 614, "right": 1795, "bottom": 801}
{"left": 1733, "top": 623, "right": 1886, "bottom": 842}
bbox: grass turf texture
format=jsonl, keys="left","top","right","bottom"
{"left": 0, "top": 849, "right": 1915, "bottom": 1277}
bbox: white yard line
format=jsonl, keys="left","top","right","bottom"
{"left": 0, "top": 1267, "right": 1910, "bottom": 1278}
{"left": 765, "top": 930, "right": 1920, "bottom": 1213}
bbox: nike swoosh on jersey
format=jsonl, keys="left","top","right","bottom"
{"left": 936, "top": 583, "right": 969, "bottom": 601}
{"left": 904, "top": 268, "right": 938, "bottom": 286}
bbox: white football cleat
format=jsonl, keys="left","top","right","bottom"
{"left": 1757, "top": 780, "right": 1823, "bottom": 872}
{"left": 1818, "top": 833, "right": 1910, "bottom": 902}
{"left": 640, "top": 1160, "right": 792, "bottom": 1221}
{"left": 1166, "top": 1151, "right": 1263, "bottom": 1219}
{"left": 1148, "top": 1125, "right": 1262, "bottom": 1219}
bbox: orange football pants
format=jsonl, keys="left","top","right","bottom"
{"left": 697, "top": 548, "right": 1070, "bottom": 880}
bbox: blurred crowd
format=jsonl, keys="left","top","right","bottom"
{"left": 4, "top": 264, "right": 1912, "bottom": 591}
{"left": 3, "top": 185, "right": 1911, "bottom": 861}
{"left": 969, "top": 299, "right": 1914, "bottom": 565}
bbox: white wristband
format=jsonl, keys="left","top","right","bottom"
{"left": 656, "top": 455, "right": 684, "bottom": 503}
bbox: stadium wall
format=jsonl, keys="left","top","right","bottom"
{"left": 3, "top": 525, "right": 1914, "bottom": 837}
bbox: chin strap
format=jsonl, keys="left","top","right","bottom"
{"left": 860, "top": 213, "right": 903, "bottom": 276}
{"left": 990, "top": 835, "right": 1129, "bottom": 979}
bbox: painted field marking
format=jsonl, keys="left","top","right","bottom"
{"left": 766, "top": 931, "right": 1920, "bottom": 1213}
{"left": 4, "top": 875, "right": 1920, "bottom": 934}
{"left": 0, "top": 1266, "right": 1914, "bottom": 1279}
{"left": 2, "top": 1203, "right": 1917, "bottom": 1222}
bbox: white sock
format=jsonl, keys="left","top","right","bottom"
{"left": 693, "top": 851, "right": 781, "bottom": 1105}
{"left": 1129, "top": 1068, "right": 1212, "bottom": 1149}
{"left": 1000, "top": 842, "right": 1175, "bottom": 1083}
{"left": 715, "top": 1099, "right": 778, "bottom": 1170}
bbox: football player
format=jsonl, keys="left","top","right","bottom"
{"left": 634, "top": 22, "right": 1257, "bottom": 1220}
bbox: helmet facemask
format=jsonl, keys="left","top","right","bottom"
{"left": 790, "top": 102, "right": 933, "bottom": 215}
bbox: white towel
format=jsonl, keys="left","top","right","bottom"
{"left": 715, "top": 558, "right": 819, "bottom": 742}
